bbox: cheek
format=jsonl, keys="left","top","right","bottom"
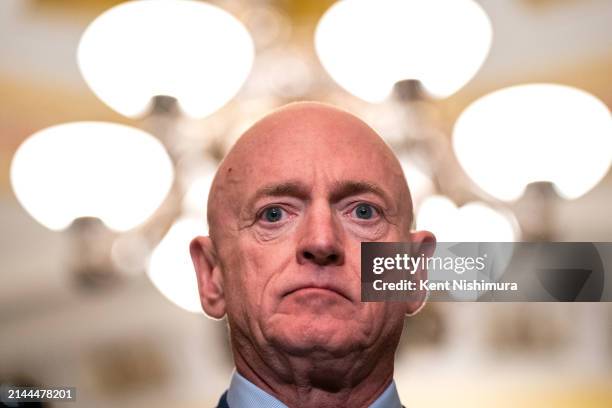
{"left": 252, "top": 217, "right": 300, "bottom": 243}
{"left": 345, "top": 239, "right": 364, "bottom": 282}
{"left": 340, "top": 214, "right": 408, "bottom": 243}
{"left": 342, "top": 221, "right": 387, "bottom": 241}
{"left": 365, "top": 303, "right": 406, "bottom": 336}
{"left": 346, "top": 302, "right": 404, "bottom": 347}
{"left": 225, "top": 237, "right": 295, "bottom": 315}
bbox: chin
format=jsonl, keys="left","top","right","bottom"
{"left": 265, "top": 313, "right": 367, "bottom": 357}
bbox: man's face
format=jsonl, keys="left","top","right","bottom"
{"left": 196, "top": 104, "right": 427, "bottom": 358}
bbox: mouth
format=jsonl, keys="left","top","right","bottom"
{"left": 284, "top": 284, "right": 352, "bottom": 302}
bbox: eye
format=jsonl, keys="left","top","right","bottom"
{"left": 352, "top": 203, "right": 378, "bottom": 220}
{"left": 261, "top": 206, "right": 285, "bottom": 223}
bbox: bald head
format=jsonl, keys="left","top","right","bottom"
{"left": 207, "top": 101, "right": 413, "bottom": 241}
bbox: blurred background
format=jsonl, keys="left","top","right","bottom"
{"left": 1, "top": 0, "right": 611, "bottom": 407}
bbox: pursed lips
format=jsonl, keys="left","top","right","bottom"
{"left": 283, "top": 281, "right": 353, "bottom": 302}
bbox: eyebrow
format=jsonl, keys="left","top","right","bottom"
{"left": 246, "top": 180, "right": 311, "bottom": 212}
{"left": 257, "top": 180, "right": 311, "bottom": 198}
{"left": 328, "top": 180, "right": 391, "bottom": 205}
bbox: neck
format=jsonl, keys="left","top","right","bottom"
{"left": 231, "top": 334, "right": 397, "bottom": 408}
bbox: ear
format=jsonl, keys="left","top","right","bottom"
{"left": 189, "top": 236, "right": 226, "bottom": 319}
{"left": 406, "top": 230, "right": 436, "bottom": 316}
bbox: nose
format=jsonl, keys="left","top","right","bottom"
{"left": 296, "top": 202, "right": 345, "bottom": 267}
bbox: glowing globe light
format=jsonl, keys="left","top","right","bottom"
{"left": 10, "top": 122, "right": 174, "bottom": 231}
{"left": 453, "top": 84, "right": 612, "bottom": 201}
{"left": 148, "top": 216, "right": 205, "bottom": 313}
{"left": 78, "top": 0, "right": 254, "bottom": 118}
{"left": 417, "top": 196, "right": 518, "bottom": 242}
{"left": 315, "top": 0, "right": 492, "bottom": 102}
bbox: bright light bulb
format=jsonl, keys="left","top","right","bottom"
{"left": 10, "top": 122, "right": 174, "bottom": 231}
{"left": 417, "top": 196, "right": 518, "bottom": 242}
{"left": 315, "top": 0, "right": 492, "bottom": 102}
{"left": 148, "top": 216, "right": 205, "bottom": 313}
{"left": 78, "top": 0, "right": 254, "bottom": 118}
{"left": 453, "top": 84, "right": 612, "bottom": 201}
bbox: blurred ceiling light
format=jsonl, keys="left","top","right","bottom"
{"left": 358, "top": 98, "right": 411, "bottom": 145}
{"left": 314, "top": 0, "right": 492, "bottom": 102}
{"left": 77, "top": 0, "right": 254, "bottom": 118}
{"left": 181, "top": 157, "right": 218, "bottom": 215}
{"left": 397, "top": 153, "right": 434, "bottom": 206}
{"left": 111, "top": 232, "right": 152, "bottom": 275}
{"left": 453, "top": 84, "right": 612, "bottom": 201}
{"left": 148, "top": 216, "right": 205, "bottom": 313}
{"left": 10, "top": 122, "right": 174, "bottom": 231}
{"left": 417, "top": 195, "right": 518, "bottom": 241}
{"left": 248, "top": 47, "right": 313, "bottom": 98}
{"left": 243, "top": 6, "right": 291, "bottom": 49}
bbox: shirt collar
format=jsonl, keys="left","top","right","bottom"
{"left": 227, "top": 371, "right": 402, "bottom": 408}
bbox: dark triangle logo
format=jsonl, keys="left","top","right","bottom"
{"left": 536, "top": 268, "right": 592, "bottom": 301}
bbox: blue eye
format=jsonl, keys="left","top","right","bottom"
{"left": 262, "top": 206, "right": 284, "bottom": 222}
{"left": 353, "top": 204, "right": 376, "bottom": 219}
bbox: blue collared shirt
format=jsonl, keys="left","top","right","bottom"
{"left": 226, "top": 371, "right": 402, "bottom": 408}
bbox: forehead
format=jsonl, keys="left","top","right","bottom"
{"left": 231, "top": 108, "right": 401, "bottom": 186}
